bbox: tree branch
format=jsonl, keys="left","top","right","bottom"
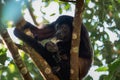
{"left": 70, "top": 0, "right": 84, "bottom": 80}
{"left": 0, "top": 39, "right": 3, "bottom": 44}
{"left": 0, "top": 26, "right": 33, "bottom": 80}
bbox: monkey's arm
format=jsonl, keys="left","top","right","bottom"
{"left": 19, "top": 22, "right": 55, "bottom": 41}
{"left": 14, "top": 28, "right": 58, "bottom": 67}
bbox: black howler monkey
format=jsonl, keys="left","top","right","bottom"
{"left": 14, "top": 15, "right": 93, "bottom": 80}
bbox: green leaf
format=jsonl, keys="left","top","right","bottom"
{"left": 95, "top": 66, "right": 108, "bottom": 72}
{"left": 64, "top": 3, "right": 70, "bottom": 11}
{"left": 50, "top": 13, "right": 56, "bottom": 16}
{"left": 85, "top": 0, "right": 90, "bottom": 4}
{"left": 0, "top": 45, "right": 7, "bottom": 55}
{"left": 109, "top": 58, "right": 120, "bottom": 72}
{"left": 59, "top": 6, "right": 62, "bottom": 14}
{"left": 0, "top": 53, "right": 8, "bottom": 65}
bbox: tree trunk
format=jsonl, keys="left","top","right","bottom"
{"left": 70, "top": 0, "right": 84, "bottom": 80}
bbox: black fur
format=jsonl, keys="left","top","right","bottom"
{"left": 14, "top": 15, "right": 93, "bottom": 80}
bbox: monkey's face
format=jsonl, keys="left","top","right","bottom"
{"left": 55, "top": 24, "right": 71, "bottom": 41}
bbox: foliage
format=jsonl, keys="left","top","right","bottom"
{"left": 0, "top": 0, "right": 120, "bottom": 80}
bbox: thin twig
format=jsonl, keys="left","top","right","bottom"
{"left": 0, "top": 39, "right": 3, "bottom": 44}
{"left": 24, "top": 0, "right": 39, "bottom": 25}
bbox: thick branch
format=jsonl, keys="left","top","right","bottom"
{"left": 0, "top": 27, "right": 33, "bottom": 80}
{"left": 70, "top": 0, "right": 84, "bottom": 80}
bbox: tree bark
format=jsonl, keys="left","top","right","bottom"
{"left": 70, "top": 0, "right": 84, "bottom": 80}
{"left": 0, "top": 26, "right": 33, "bottom": 80}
